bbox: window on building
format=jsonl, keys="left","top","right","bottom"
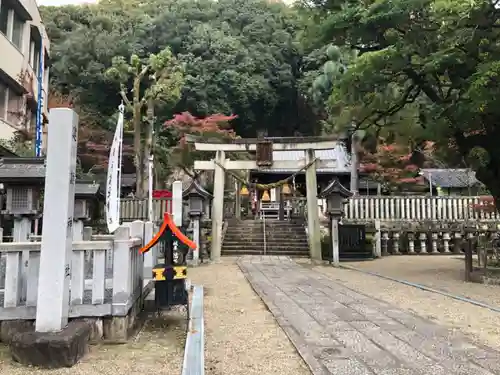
{"left": 33, "top": 45, "right": 41, "bottom": 75}
{"left": 0, "top": 82, "right": 7, "bottom": 120}
{"left": 6, "top": 90, "right": 22, "bottom": 124}
{"left": 28, "top": 39, "right": 34, "bottom": 66}
{"left": 0, "top": 3, "right": 8, "bottom": 35}
{"left": 11, "top": 13, "right": 23, "bottom": 49}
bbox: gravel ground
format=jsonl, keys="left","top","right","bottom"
{"left": 302, "top": 255, "right": 500, "bottom": 350}
{"left": 0, "top": 311, "right": 186, "bottom": 375}
{"left": 188, "top": 257, "right": 310, "bottom": 375}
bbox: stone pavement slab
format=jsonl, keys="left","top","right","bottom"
{"left": 237, "top": 255, "right": 500, "bottom": 375}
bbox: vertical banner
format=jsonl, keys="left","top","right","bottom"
{"left": 105, "top": 104, "right": 124, "bottom": 233}
{"left": 35, "top": 42, "right": 44, "bottom": 157}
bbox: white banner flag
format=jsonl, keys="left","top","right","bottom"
{"left": 105, "top": 104, "right": 124, "bottom": 233}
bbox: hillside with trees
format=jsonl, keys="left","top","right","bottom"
{"left": 37, "top": 0, "right": 500, "bottom": 203}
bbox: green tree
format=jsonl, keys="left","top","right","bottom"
{"left": 105, "top": 47, "right": 184, "bottom": 198}
{"left": 41, "top": 0, "right": 321, "bottom": 139}
{"left": 307, "top": 0, "right": 500, "bottom": 206}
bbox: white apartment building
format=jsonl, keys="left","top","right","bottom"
{"left": 0, "top": 0, "right": 49, "bottom": 142}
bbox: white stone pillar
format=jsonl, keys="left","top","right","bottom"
{"left": 13, "top": 217, "right": 31, "bottom": 302}
{"left": 235, "top": 181, "right": 241, "bottom": 219}
{"left": 374, "top": 219, "right": 382, "bottom": 258}
{"left": 305, "top": 149, "right": 321, "bottom": 260}
{"left": 211, "top": 150, "right": 225, "bottom": 262}
{"left": 143, "top": 221, "right": 155, "bottom": 278}
{"left": 331, "top": 217, "right": 340, "bottom": 267}
{"left": 172, "top": 180, "right": 183, "bottom": 227}
{"left": 35, "top": 108, "right": 78, "bottom": 332}
{"left": 72, "top": 220, "right": 84, "bottom": 241}
{"left": 192, "top": 216, "right": 200, "bottom": 265}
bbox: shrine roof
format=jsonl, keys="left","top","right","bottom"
{"left": 75, "top": 183, "right": 101, "bottom": 196}
{"left": 259, "top": 145, "right": 351, "bottom": 174}
{"left": 93, "top": 173, "right": 136, "bottom": 188}
{"left": 191, "top": 135, "right": 338, "bottom": 145}
{"left": 420, "top": 169, "right": 481, "bottom": 188}
{"left": 0, "top": 157, "right": 45, "bottom": 181}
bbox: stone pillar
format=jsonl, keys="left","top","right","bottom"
{"left": 278, "top": 186, "right": 284, "bottom": 221}
{"left": 305, "top": 149, "right": 321, "bottom": 260}
{"left": 192, "top": 215, "right": 201, "bottom": 265}
{"left": 143, "top": 221, "right": 155, "bottom": 278}
{"left": 235, "top": 181, "right": 241, "bottom": 219}
{"left": 36, "top": 108, "right": 78, "bottom": 332}
{"left": 72, "top": 220, "right": 84, "bottom": 241}
{"left": 13, "top": 217, "right": 31, "bottom": 242}
{"left": 211, "top": 150, "right": 225, "bottom": 262}
{"left": 13, "top": 216, "right": 31, "bottom": 302}
{"left": 330, "top": 217, "right": 340, "bottom": 267}
{"left": 172, "top": 181, "right": 183, "bottom": 227}
{"left": 374, "top": 220, "right": 382, "bottom": 258}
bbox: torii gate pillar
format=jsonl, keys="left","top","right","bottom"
{"left": 211, "top": 150, "right": 225, "bottom": 262}
{"left": 305, "top": 149, "right": 322, "bottom": 260}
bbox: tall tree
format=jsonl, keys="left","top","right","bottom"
{"left": 306, "top": 0, "right": 500, "bottom": 205}
{"left": 105, "top": 48, "right": 184, "bottom": 197}
{"left": 41, "top": 0, "right": 320, "bottom": 139}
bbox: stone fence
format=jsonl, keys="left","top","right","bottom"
{"left": 363, "top": 221, "right": 500, "bottom": 256}
{"left": 343, "top": 195, "right": 499, "bottom": 221}
{"left": 0, "top": 220, "right": 158, "bottom": 340}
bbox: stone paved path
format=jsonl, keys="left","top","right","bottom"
{"left": 237, "top": 256, "right": 500, "bottom": 375}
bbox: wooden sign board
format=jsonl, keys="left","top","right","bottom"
{"left": 256, "top": 140, "right": 273, "bottom": 167}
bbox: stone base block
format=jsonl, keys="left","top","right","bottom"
{"left": 9, "top": 321, "right": 91, "bottom": 368}
{"left": 0, "top": 320, "right": 34, "bottom": 344}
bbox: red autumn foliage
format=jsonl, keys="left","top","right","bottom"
{"left": 359, "top": 139, "right": 435, "bottom": 188}
{"left": 360, "top": 142, "right": 422, "bottom": 186}
{"left": 164, "top": 112, "right": 238, "bottom": 141}
{"left": 163, "top": 111, "right": 239, "bottom": 166}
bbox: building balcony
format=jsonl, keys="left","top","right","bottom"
{"left": 0, "top": 33, "right": 24, "bottom": 84}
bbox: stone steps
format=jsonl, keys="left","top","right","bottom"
{"left": 224, "top": 233, "right": 308, "bottom": 243}
{"left": 222, "top": 249, "right": 309, "bottom": 257}
{"left": 224, "top": 242, "right": 309, "bottom": 248}
{"left": 222, "top": 219, "right": 309, "bottom": 257}
{"left": 222, "top": 244, "right": 309, "bottom": 251}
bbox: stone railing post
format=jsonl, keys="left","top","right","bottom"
{"left": 143, "top": 221, "right": 155, "bottom": 278}
{"left": 112, "top": 226, "right": 132, "bottom": 313}
{"left": 392, "top": 232, "right": 400, "bottom": 255}
{"left": 381, "top": 230, "right": 389, "bottom": 256}
{"left": 442, "top": 232, "right": 451, "bottom": 253}
{"left": 431, "top": 232, "right": 439, "bottom": 254}
{"left": 407, "top": 232, "right": 415, "bottom": 254}
{"left": 373, "top": 220, "right": 381, "bottom": 258}
{"left": 130, "top": 221, "right": 144, "bottom": 294}
{"left": 419, "top": 232, "right": 427, "bottom": 254}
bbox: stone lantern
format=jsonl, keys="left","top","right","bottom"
{"left": 182, "top": 180, "right": 212, "bottom": 265}
{"left": 0, "top": 157, "right": 45, "bottom": 300}
{"left": 319, "top": 179, "right": 353, "bottom": 266}
{"left": 0, "top": 158, "right": 45, "bottom": 242}
{"left": 73, "top": 182, "right": 102, "bottom": 240}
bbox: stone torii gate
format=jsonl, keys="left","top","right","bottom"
{"left": 193, "top": 136, "right": 339, "bottom": 262}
